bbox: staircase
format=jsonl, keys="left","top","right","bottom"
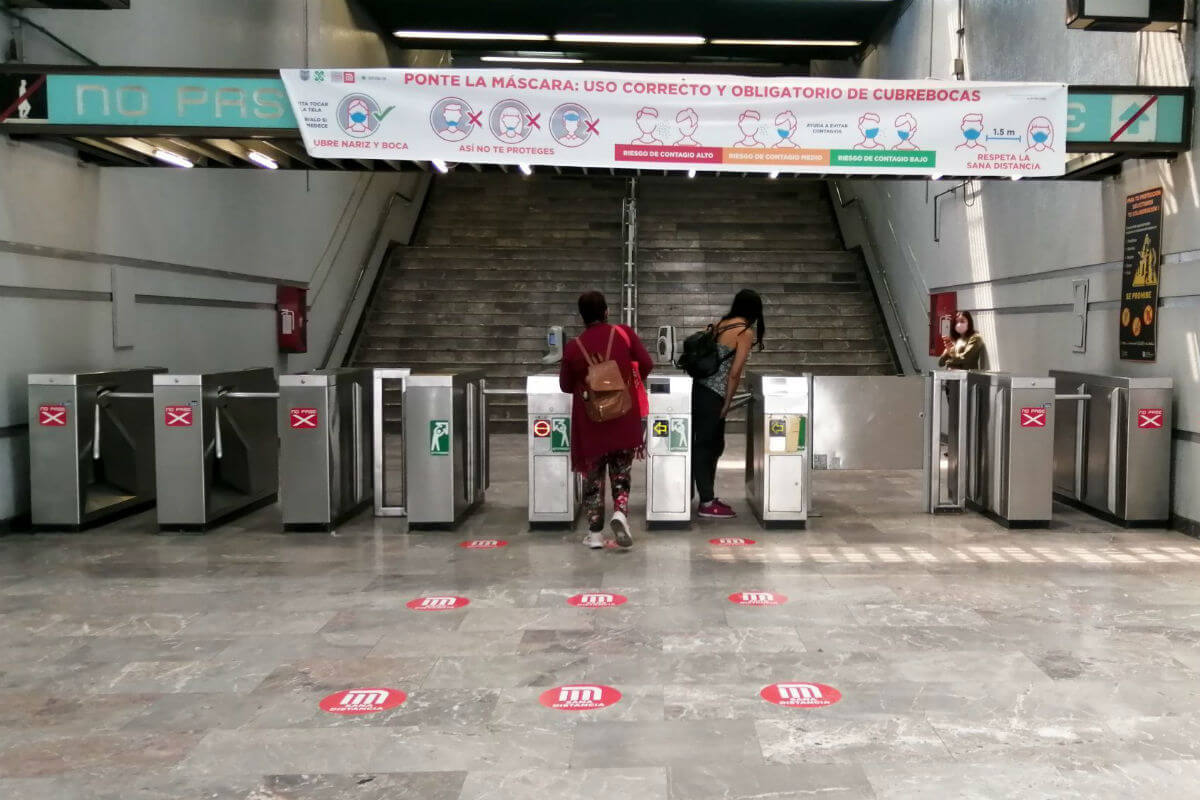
{"left": 635, "top": 177, "right": 897, "bottom": 376}
{"left": 352, "top": 172, "right": 625, "bottom": 432}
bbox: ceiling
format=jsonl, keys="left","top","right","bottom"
{"left": 358, "top": 0, "right": 905, "bottom": 71}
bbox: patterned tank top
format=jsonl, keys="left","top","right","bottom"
{"left": 698, "top": 342, "right": 737, "bottom": 398}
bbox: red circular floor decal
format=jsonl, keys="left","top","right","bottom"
{"left": 567, "top": 592, "right": 628, "bottom": 608}
{"left": 710, "top": 537, "right": 756, "bottom": 546}
{"left": 319, "top": 687, "right": 407, "bottom": 715}
{"left": 539, "top": 684, "right": 622, "bottom": 711}
{"left": 406, "top": 595, "right": 470, "bottom": 611}
{"left": 728, "top": 591, "right": 788, "bottom": 606}
{"left": 760, "top": 682, "right": 842, "bottom": 708}
{"left": 459, "top": 539, "right": 508, "bottom": 549}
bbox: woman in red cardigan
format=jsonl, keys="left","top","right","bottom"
{"left": 559, "top": 291, "right": 654, "bottom": 550}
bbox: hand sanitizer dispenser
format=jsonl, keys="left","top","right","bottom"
{"left": 541, "top": 325, "right": 564, "bottom": 364}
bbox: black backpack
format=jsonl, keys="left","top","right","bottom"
{"left": 675, "top": 323, "right": 744, "bottom": 379}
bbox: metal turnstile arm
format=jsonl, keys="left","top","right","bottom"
{"left": 222, "top": 392, "right": 280, "bottom": 399}
{"left": 1055, "top": 394, "right": 1092, "bottom": 401}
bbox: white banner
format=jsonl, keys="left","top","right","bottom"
{"left": 279, "top": 68, "right": 1067, "bottom": 177}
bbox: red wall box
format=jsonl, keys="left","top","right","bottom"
{"left": 929, "top": 291, "right": 957, "bottom": 356}
{"left": 277, "top": 286, "right": 307, "bottom": 353}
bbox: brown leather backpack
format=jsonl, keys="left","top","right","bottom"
{"left": 575, "top": 326, "right": 632, "bottom": 423}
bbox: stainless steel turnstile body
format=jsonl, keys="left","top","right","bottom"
{"left": 28, "top": 368, "right": 165, "bottom": 529}
{"left": 966, "top": 373, "right": 1056, "bottom": 526}
{"left": 526, "top": 374, "right": 578, "bottom": 525}
{"left": 279, "top": 369, "right": 373, "bottom": 530}
{"left": 371, "top": 368, "right": 412, "bottom": 517}
{"left": 646, "top": 374, "right": 692, "bottom": 525}
{"left": 923, "top": 370, "right": 969, "bottom": 513}
{"left": 746, "top": 373, "right": 812, "bottom": 527}
{"left": 403, "top": 370, "right": 487, "bottom": 527}
{"left": 153, "top": 368, "right": 278, "bottom": 531}
{"left": 1051, "top": 371, "right": 1173, "bottom": 525}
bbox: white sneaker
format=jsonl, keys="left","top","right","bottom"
{"left": 609, "top": 510, "right": 633, "bottom": 548}
{"left": 583, "top": 530, "right": 606, "bottom": 549}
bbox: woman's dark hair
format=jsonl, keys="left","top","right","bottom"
{"left": 721, "top": 288, "right": 766, "bottom": 350}
{"left": 951, "top": 310, "right": 977, "bottom": 340}
{"left": 577, "top": 290, "right": 608, "bottom": 325}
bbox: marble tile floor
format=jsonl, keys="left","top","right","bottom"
{"left": 1, "top": 434, "right": 1199, "bottom": 798}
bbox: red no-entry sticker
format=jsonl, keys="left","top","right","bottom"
{"left": 1020, "top": 407, "right": 1046, "bottom": 428}
{"left": 532, "top": 419, "right": 552, "bottom": 438}
{"left": 406, "top": 595, "right": 470, "bottom": 611}
{"left": 458, "top": 539, "right": 508, "bottom": 549}
{"left": 760, "top": 682, "right": 842, "bottom": 708}
{"left": 38, "top": 405, "right": 67, "bottom": 427}
{"left": 290, "top": 407, "right": 319, "bottom": 429}
{"left": 710, "top": 537, "right": 756, "bottom": 546}
{"left": 319, "top": 687, "right": 407, "bottom": 715}
{"left": 539, "top": 684, "right": 622, "bottom": 711}
{"left": 567, "top": 592, "right": 627, "bottom": 608}
{"left": 1138, "top": 408, "right": 1164, "bottom": 429}
{"left": 164, "top": 406, "right": 193, "bottom": 427}
{"left": 729, "top": 591, "right": 788, "bottom": 606}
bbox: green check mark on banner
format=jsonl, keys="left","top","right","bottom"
{"left": 373, "top": 106, "right": 396, "bottom": 122}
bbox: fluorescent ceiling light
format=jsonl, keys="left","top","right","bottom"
{"left": 687, "top": 169, "right": 696, "bottom": 178}
{"left": 555, "top": 33, "right": 705, "bottom": 45}
{"left": 153, "top": 148, "right": 193, "bottom": 168}
{"left": 1010, "top": 175, "right": 1022, "bottom": 181}
{"left": 519, "top": 163, "right": 533, "bottom": 175}
{"left": 393, "top": 30, "right": 549, "bottom": 41}
{"left": 431, "top": 159, "right": 449, "bottom": 173}
{"left": 931, "top": 173, "right": 944, "bottom": 180}
{"left": 768, "top": 170, "right": 779, "bottom": 179}
{"left": 480, "top": 55, "right": 584, "bottom": 64}
{"left": 247, "top": 151, "right": 278, "bottom": 170}
{"left": 711, "top": 38, "right": 860, "bottom": 47}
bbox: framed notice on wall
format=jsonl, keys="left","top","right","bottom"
{"left": 1119, "top": 187, "right": 1162, "bottom": 362}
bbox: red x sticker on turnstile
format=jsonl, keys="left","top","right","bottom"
{"left": 1138, "top": 408, "right": 1164, "bottom": 429}
{"left": 290, "top": 408, "right": 319, "bottom": 429}
{"left": 1020, "top": 407, "right": 1047, "bottom": 428}
{"left": 532, "top": 419, "right": 552, "bottom": 438}
{"left": 164, "top": 406, "right": 193, "bottom": 427}
{"left": 38, "top": 405, "right": 67, "bottom": 427}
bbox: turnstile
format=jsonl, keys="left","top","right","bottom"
{"left": 646, "top": 374, "right": 692, "bottom": 525}
{"left": 403, "top": 370, "right": 488, "bottom": 527}
{"left": 28, "top": 368, "right": 165, "bottom": 529}
{"left": 279, "top": 369, "right": 373, "bottom": 530}
{"left": 153, "top": 368, "right": 278, "bottom": 531}
{"left": 526, "top": 374, "right": 579, "bottom": 525}
{"left": 371, "top": 368, "right": 411, "bottom": 517}
{"left": 966, "top": 373, "right": 1055, "bottom": 527}
{"left": 745, "top": 373, "right": 812, "bottom": 528}
{"left": 1051, "top": 371, "right": 1173, "bottom": 525}
{"left": 923, "top": 370, "right": 968, "bottom": 513}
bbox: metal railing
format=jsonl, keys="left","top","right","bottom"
{"left": 620, "top": 177, "right": 639, "bottom": 328}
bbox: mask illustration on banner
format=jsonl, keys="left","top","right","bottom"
{"left": 1026, "top": 115, "right": 1054, "bottom": 152}
{"left": 893, "top": 113, "right": 919, "bottom": 150}
{"left": 957, "top": 112, "right": 987, "bottom": 150}
{"left": 674, "top": 107, "right": 701, "bottom": 146}
{"left": 773, "top": 110, "right": 800, "bottom": 149}
{"left": 336, "top": 93, "right": 382, "bottom": 138}
{"left": 430, "top": 97, "right": 475, "bottom": 142}
{"left": 489, "top": 99, "right": 534, "bottom": 144}
{"left": 551, "top": 102, "right": 595, "bottom": 148}
{"left": 853, "top": 112, "right": 885, "bottom": 150}
{"left": 734, "top": 110, "right": 765, "bottom": 147}
{"left": 632, "top": 106, "right": 664, "bottom": 145}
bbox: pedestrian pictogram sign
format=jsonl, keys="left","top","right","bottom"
{"left": 532, "top": 419, "right": 552, "bottom": 438}
{"left": 1138, "top": 408, "right": 1164, "bottom": 429}
{"left": 760, "top": 682, "right": 842, "bottom": 708}
{"left": 652, "top": 418, "right": 669, "bottom": 437}
{"left": 38, "top": 405, "right": 67, "bottom": 427}
{"left": 319, "top": 687, "right": 407, "bottom": 715}
{"left": 290, "top": 408, "right": 318, "bottom": 429}
{"left": 1020, "top": 407, "right": 1047, "bottom": 428}
{"left": 164, "top": 406, "right": 193, "bottom": 427}
{"left": 539, "top": 684, "right": 622, "bottom": 711}
{"left": 550, "top": 417, "right": 570, "bottom": 453}
{"left": 429, "top": 420, "right": 450, "bottom": 455}
{"left": 669, "top": 418, "right": 689, "bottom": 452}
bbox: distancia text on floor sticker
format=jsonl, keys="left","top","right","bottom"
{"left": 320, "top": 688, "right": 408, "bottom": 715}
{"left": 760, "top": 683, "right": 842, "bottom": 708}
{"left": 539, "top": 684, "right": 622, "bottom": 710}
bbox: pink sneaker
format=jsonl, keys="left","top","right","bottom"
{"left": 698, "top": 499, "right": 736, "bottom": 519}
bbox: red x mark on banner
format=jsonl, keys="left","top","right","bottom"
{"left": 526, "top": 113, "right": 541, "bottom": 130}
{"left": 1020, "top": 407, "right": 1046, "bottom": 428}
{"left": 38, "top": 405, "right": 67, "bottom": 426}
{"left": 467, "top": 110, "right": 482, "bottom": 127}
{"left": 585, "top": 118, "right": 601, "bottom": 135}
{"left": 164, "top": 406, "right": 193, "bottom": 427}
{"left": 290, "top": 408, "right": 319, "bottom": 429}
{"left": 1137, "top": 408, "right": 1164, "bottom": 429}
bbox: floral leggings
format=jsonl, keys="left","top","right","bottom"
{"left": 582, "top": 449, "right": 634, "bottom": 532}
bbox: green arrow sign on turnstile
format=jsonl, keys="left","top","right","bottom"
{"left": 669, "top": 418, "right": 689, "bottom": 452}
{"left": 550, "top": 417, "right": 570, "bottom": 453}
{"left": 429, "top": 420, "right": 450, "bottom": 456}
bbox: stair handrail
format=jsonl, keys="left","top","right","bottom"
{"left": 828, "top": 180, "right": 920, "bottom": 375}
{"left": 621, "top": 177, "right": 639, "bottom": 328}
{"left": 321, "top": 190, "right": 409, "bottom": 369}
